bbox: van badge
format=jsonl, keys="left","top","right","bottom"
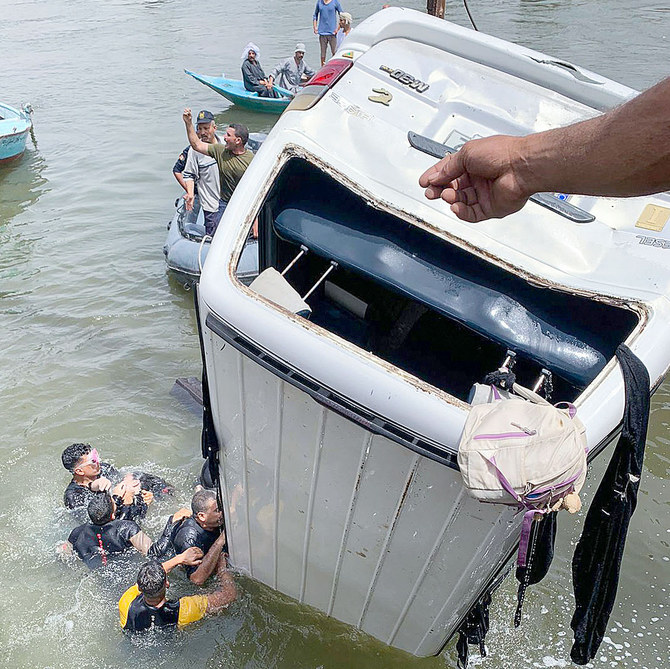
{"left": 379, "top": 65, "right": 429, "bottom": 93}
{"left": 368, "top": 88, "right": 393, "bottom": 106}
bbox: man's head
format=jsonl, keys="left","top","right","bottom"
{"left": 196, "top": 110, "right": 217, "bottom": 144}
{"left": 340, "top": 12, "right": 352, "bottom": 27}
{"left": 191, "top": 489, "right": 223, "bottom": 530}
{"left": 294, "top": 43, "right": 306, "bottom": 63}
{"left": 247, "top": 48, "right": 257, "bottom": 63}
{"left": 88, "top": 492, "right": 115, "bottom": 525}
{"left": 137, "top": 561, "right": 167, "bottom": 600}
{"left": 62, "top": 442, "right": 101, "bottom": 478}
{"left": 223, "top": 123, "right": 249, "bottom": 151}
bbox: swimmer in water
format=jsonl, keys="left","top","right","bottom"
{"left": 171, "top": 489, "right": 227, "bottom": 585}
{"left": 61, "top": 442, "right": 172, "bottom": 521}
{"left": 119, "top": 553, "right": 236, "bottom": 633}
{"left": 60, "top": 492, "right": 192, "bottom": 569}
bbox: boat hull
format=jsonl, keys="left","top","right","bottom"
{"left": 185, "top": 70, "right": 291, "bottom": 114}
{"left": 0, "top": 103, "right": 31, "bottom": 163}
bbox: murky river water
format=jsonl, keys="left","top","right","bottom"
{"left": 1, "top": 0, "right": 668, "bottom": 667}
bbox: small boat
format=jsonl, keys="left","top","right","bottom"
{"left": 163, "top": 196, "right": 258, "bottom": 286}
{"left": 195, "top": 7, "right": 669, "bottom": 660}
{"left": 0, "top": 102, "right": 32, "bottom": 164}
{"left": 185, "top": 69, "right": 292, "bottom": 114}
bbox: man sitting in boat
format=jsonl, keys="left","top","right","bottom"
{"left": 60, "top": 491, "right": 197, "bottom": 570}
{"left": 241, "top": 42, "right": 279, "bottom": 98}
{"left": 170, "top": 489, "right": 228, "bottom": 585}
{"left": 182, "top": 109, "right": 224, "bottom": 236}
{"left": 183, "top": 108, "right": 254, "bottom": 236}
{"left": 119, "top": 552, "right": 236, "bottom": 633}
{"left": 267, "top": 43, "right": 316, "bottom": 95}
{"left": 61, "top": 442, "right": 171, "bottom": 521}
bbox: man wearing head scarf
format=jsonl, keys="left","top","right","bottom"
{"left": 267, "top": 43, "right": 316, "bottom": 95}
{"left": 336, "top": 12, "right": 352, "bottom": 49}
{"left": 241, "top": 42, "right": 279, "bottom": 98}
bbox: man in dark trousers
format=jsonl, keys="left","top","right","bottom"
{"left": 172, "top": 489, "right": 227, "bottom": 585}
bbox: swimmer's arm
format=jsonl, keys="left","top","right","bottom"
{"left": 163, "top": 546, "right": 203, "bottom": 574}
{"left": 129, "top": 530, "right": 153, "bottom": 556}
{"left": 189, "top": 531, "right": 226, "bottom": 585}
{"left": 57, "top": 540, "right": 74, "bottom": 558}
{"left": 206, "top": 559, "right": 237, "bottom": 614}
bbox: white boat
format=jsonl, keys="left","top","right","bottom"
{"left": 195, "top": 8, "right": 669, "bottom": 657}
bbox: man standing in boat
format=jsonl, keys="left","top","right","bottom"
{"left": 267, "top": 43, "right": 316, "bottom": 95}
{"left": 183, "top": 108, "right": 254, "bottom": 236}
{"left": 182, "top": 110, "right": 225, "bottom": 237}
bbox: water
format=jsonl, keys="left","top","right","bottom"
{"left": 0, "top": 0, "right": 668, "bottom": 667}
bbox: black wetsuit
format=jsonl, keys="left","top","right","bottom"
{"left": 64, "top": 462, "right": 119, "bottom": 510}
{"left": 172, "top": 517, "right": 221, "bottom": 578}
{"left": 119, "top": 586, "right": 207, "bottom": 632}
{"left": 68, "top": 519, "right": 140, "bottom": 569}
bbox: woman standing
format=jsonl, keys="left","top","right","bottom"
{"left": 313, "top": 0, "right": 344, "bottom": 67}
{"left": 336, "top": 12, "right": 352, "bottom": 50}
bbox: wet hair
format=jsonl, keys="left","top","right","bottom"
{"left": 192, "top": 489, "right": 217, "bottom": 515}
{"left": 88, "top": 492, "right": 115, "bottom": 525}
{"left": 228, "top": 123, "right": 249, "bottom": 146}
{"left": 137, "top": 561, "right": 167, "bottom": 597}
{"left": 61, "top": 443, "right": 92, "bottom": 472}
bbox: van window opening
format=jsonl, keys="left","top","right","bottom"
{"left": 243, "top": 158, "right": 639, "bottom": 403}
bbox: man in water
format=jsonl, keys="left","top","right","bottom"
{"left": 267, "top": 43, "right": 316, "bottom": 95}
{"left": 171, "top": 489, "right": 228, "bottom": 585}
{"left": 61, "top": 442, "right": 170, "bottom": 521}
{"left": 119, "top": 553, "right": 236, "bottom": 632}
{"left": 61, "top": 492, "right": 194, "bottom": 569}
{"left": 183, "top": 109, "right": 254, "bottom": 237}
{"left": 182, "top": 110, "right": 225, "bottom": 236}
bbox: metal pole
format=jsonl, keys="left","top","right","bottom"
{"left": 427, "top": 0, "right": 445, "bottom": 19}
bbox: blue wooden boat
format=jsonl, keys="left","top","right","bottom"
{"left": 185, "top": 70, "right": 292, "bottom": 114}
{"left": 0, "top": 102, "right": 32, "bottom": 163}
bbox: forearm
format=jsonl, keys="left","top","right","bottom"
{"left": 518, "top": 76, "right": 670, "bottom": 198}
{"left": 174, "top": 172, "right": 189, "bottom": 192}
{"left": 161, "top": 554, "right": 184, "bottom": 574}
{"left": 189, "top": 535, "right": 225, "bottom": 584}
{"left": 130, "top": 531, "right": 152, "bottom": 556}
{"left": 206, "top": 560, "right": 237, "bottom": 612}
{"left": 185, "top": 120, "right": 209, "bottom": 155}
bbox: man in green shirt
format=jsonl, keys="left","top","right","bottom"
{"left": 183, "top": 109, "right": 254, "bottom": 235}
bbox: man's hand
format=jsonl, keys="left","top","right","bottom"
{"left": 184, "top": 192, "right": 194, "bottom": 211}
{"left": 179, "top": 546, "right": 204, "bottom": 566}
{"left": 172, "top": 507, "right": 192, "bottom": 523}
{"left": 90, "top": 477, "right": 111, "bottom": 493}
{"left": 140, "top": 490, "right": 154, "bottom": 505}
{"left": 183, "top": 108, "right": 192, "bottom": 125}
{"left": 419, "top": 135, "right": 530, "bottom": 223}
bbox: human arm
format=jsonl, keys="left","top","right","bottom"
{"left": 174, "top": 171, "right": 189, "bottom": 192}
{"left": 183, "top": 108, "right": 210, "bottom": 155}
{"left": 162, "top": 546, "right": 203, "bottom": 574}
{"left": 205, "top": 558, "right": 237, "bottom": 613}
{"left": 147, "top": 508, "right": 192, "bottom": 559}
{"left": 188, "top": 530, "right": 226, "bottom": 585}
{"left": 313, "top": 1, "right": 319, "bottom": 32}
{"left": 129, "top": 530, "right": 153, "bottom": 556}
{"left": 419, "top": 76, "right": 670, "bottom": 223}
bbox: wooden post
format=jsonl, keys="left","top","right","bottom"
{"left": 427, "top": 0, "right": 445, "bottom": 19}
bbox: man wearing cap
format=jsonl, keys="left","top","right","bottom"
{"left": 183, "top": 109, "right": 254, "bottom": 235}
{"left": 182, "top": 110, "right": 226, "bottom": 237}
{"left": 267, "top": 44, "right": 316, "bottom": 95}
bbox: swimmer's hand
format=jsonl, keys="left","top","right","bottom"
{"left": 90, "top": 477, "right": 111, "bottom": 493}
{"left": 56, "top": 540, "right": 74, "bottom": 558}
{"left": 140, "top": 490, "right": 154, "bottom": 506}
{"left": 172, "top": 507, "right": 192, "bottom": 523}
{"left": 178, "top": 546, "right": 204, "bottom": 566}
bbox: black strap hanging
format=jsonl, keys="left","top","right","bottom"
{"left": 456, "top": 593, "right": 491, "bottom": 668}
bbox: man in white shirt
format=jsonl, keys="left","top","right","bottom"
{"left": 182, "top": 110, "right": 223, "bottom": 236}
{"left": 268, "top": 43, "right": 316, "bottom": 95}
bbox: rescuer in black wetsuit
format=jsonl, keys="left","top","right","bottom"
{"left": 172, "top": 489, "right": 228, "bottom": 585}
{"left": 62, "top": 492, "right": 193, "bottom": 569}
{"left": 119, "top": 551, "right": 236, "bottom": 633}
{"left": 61, "top": 442, "right": 173, "bottom": 522}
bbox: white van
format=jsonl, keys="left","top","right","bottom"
{"left": 196, "top": 8, "right": 669, "bottom": 656}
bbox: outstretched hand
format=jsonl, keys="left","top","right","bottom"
{"left": 419, "top": 135, "right": 531, "bottom": 223}
{"left": 183, "top": 108, "right": 192, "bottom": 124}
